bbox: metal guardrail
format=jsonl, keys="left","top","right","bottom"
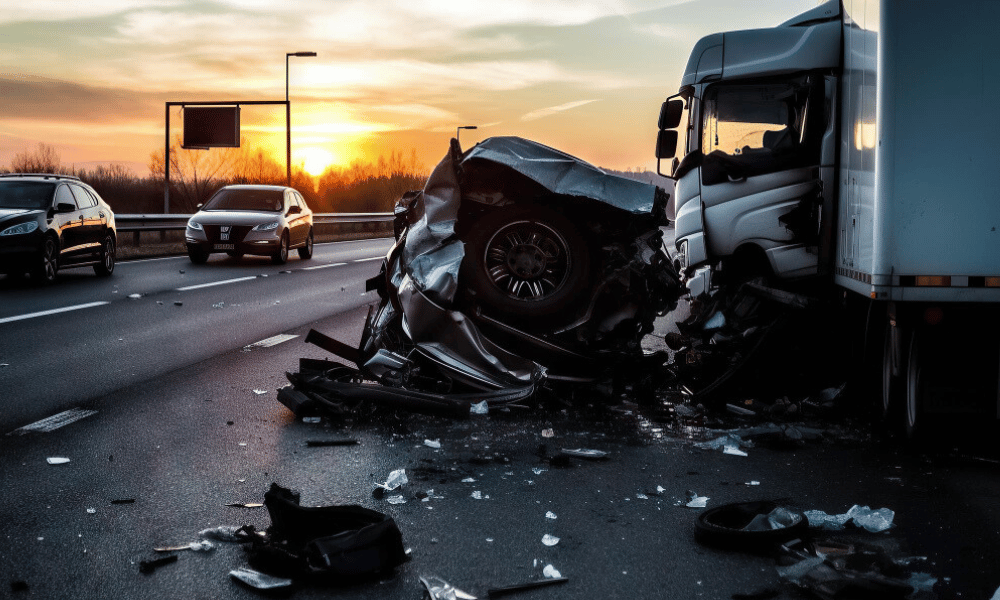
{"left": 116, "top": 213, "right": 393, "bottom": 245}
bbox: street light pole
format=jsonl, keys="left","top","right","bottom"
{"left": 286, "top": 51, "right": 317, "bottom": 186}
{"left": 456, "top": 125, "right": 478, "bottom": 147}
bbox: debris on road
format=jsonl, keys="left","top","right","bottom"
{"left": 420, "top": 575, "right": 478, "bottom": 600}
{"left": 305, "top": 439, "right": 358, "bottom": 447}
{"left": 685, "top": 491, "right": 709, "bottom": 508}
{"left": 229, "top": 567, "right": 293, "bottom": 590}
{"left": 224, "top": 502, "right": 264, "bottom": 508}
{"left": 558, "top": 448, "right": 608, "bottom": 460}
{"left": 487, "top": 577, "right": 569, "bottom": 598}
{"left": 243, "top": 483, "right": 407, "bottom": 582}
{"left": 110, "top": 498, "right": 135, "bottom": 504}
{"left": 138, "top": 555, "right": 178, "bottom": 575}
{"left": 198, "top": 525, "right": 250, "bottom": 542}
{"left": 542, "top": 565, "right": 562, "bottom": 579}
{"left": 541, "top": 534, "right": 560, "bottom": 546}
{"left": 694, "top": 501, "right": 808, "bottom": 551}
{"left": 804, "top": 505, "right": 895, "bottom": 533}
{"left": 252, "top": 389, "right": 267, "bottom": 395}
{"left": 128, "top": 293, "right": 141, "bottom": 299}
{"left": 424, "top": 438, "right": 442, "bottom": 449}
{"left": 45, "top": 457, "right": 70, "bottom": 465}
{"left": 10, "top": 580, "right": 28, "bottom": 593}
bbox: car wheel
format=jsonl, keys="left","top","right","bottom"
{"left": 32, "top": 235, "right": 59, "bottom": 283}
{"left": 298, "top": 229, "right": 314, "bottom": 259}
{"left": 188, "top": 247, "right": 210, "bottom": 264}
{"left": 94, "top": 234, "right": 116, "bottom": 276}
{"left": 272, "top": 232, "right": 289, "bottom": 265}
{"left": 459, "top": 205, "right": 591, "bottom": 322}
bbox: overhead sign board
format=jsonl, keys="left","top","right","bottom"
{"left": 183, "top": 106, "right": 240, "bottom": 148}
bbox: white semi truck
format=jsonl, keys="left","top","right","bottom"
{"left": 655, "top": 0, "right": 1000, "bottom": 438}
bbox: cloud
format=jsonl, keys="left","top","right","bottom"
{"left": 521, "top": 99, "right": 600, "bottom": 122}
{"left": 0, "top": 0, "right": 181, "bottom": 25}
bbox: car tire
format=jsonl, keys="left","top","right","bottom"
{"left": 459, "top": 206, "right": 591, "bottom": 322}
{"left": 188, "top": 247, "right": 210, "bottom": 264}
{"left": 272, "top": 232, "right": 289, "bottom": 265}
{"left": 693, "top": 501, "right": 809, "bottom": 552}
{"left": 94, "top": 234, "right": 116, "bottom": 276}
{"left": 32, "top": 235, "right": 59, "bottom": 284}
{"left": 298, "top": 229, "right": 314, "bottom": 259}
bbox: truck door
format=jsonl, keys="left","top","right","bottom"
{"left": 698, "top": 78, "right": 824, "bottom": 277}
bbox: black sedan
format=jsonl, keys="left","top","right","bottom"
{"left": 185, "top": 185, "right": 313, "bottom": 264}
{"left": 0, "top": 173, "right": 117, "bottom": 283}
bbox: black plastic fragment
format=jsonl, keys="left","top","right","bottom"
{"left": 111, "top": 498, "right": 135, "bottom": 504}
{"left": 732, "top": 588, "right": 779, "bottom": 600}
{"left": 305, "top": 439, "right": 359, "bottom": 447}
{"left": 304, "top": 329, "right": 362, "bottom": 367}
{"left": 139, "top": 554, "right": 178, "bottom": 574}
{"left": 276, "top": 386, "right": 319, "bottom": 416}
{"left": 488, "top": 577, "right": 568, "bottom": 598}
{"left": 10, "top": 581, "right": 28, "bottom": 593}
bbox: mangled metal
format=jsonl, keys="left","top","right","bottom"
{"left": 279, "top": 136, "right": 683, "bottom": 416}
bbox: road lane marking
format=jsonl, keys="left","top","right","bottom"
{"left": 8, "top": 408, "right": 98, "bottom": 436}
{"left": 352, "top": 257, "right": 384, "bottom": 263}
{"left": 176, "top": 276, "right": 259, "bottom": 291}
{"left": 302, "top": 262, "right": 347, "bottom": 270}
{"left": 0, "top": 301, "right": 109, "bottom": 325}
{"left": 245, "top": 334, "right": 299, "bottom": 348}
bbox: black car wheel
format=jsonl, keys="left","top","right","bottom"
{"left": 272, "top": 232, "right": 289, "bottom": 265}
{"left": 298, "top": 229, "right": 314, "bottom": 259}
{"left": 94, "top": 234, "right": 116, "bottom": 276}
{"left": 188, "top": 247, "right": 210, "bottom": 264}
{"left": 32, "top": 236, "right": 59, "bottom": 283}
{"left": 459, "top": 206, "right": 591, "bottom": 321}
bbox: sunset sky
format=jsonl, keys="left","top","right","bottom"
{"left": 0, "top": 0, "right": 817, "bottom": 176}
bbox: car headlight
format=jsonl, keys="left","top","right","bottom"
{"left": 0, "top": 221, "right": 38, "bottom": 236}
{"left": 253, "top": 221, "right": 280, "bottom": 231}
{"left": 186, "top": 220, "right": 203, "bottom": 231}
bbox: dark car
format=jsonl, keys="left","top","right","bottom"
{"left": 0, "top": 173, "right": 117, "bottom": 283}
{"left": 185, "top": 185, "right": 313, "bottom": 264}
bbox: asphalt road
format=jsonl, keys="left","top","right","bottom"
{"left": 0, "top": 238, "right": 394, "bottom": 430}
{"left": 3, "top": 236, "right": 1000, "bottom": 599}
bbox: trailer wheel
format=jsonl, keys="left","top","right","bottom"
{"left": 880, "top": 323, "right": 906, "bottom": 430}
{"left": 904, "top": 330, "right": 926, "bottom": 440}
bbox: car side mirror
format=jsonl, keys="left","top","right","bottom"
{"left": 196, "top": 203, "right": 203, "bottom": 209}
{"left": 56, "top": 202, "right": 76, "bottom": 213}
{"left": 288, "top": 205, "right": 302, "bottom": 215}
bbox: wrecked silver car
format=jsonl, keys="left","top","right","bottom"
{"left": 367, "top": 136, "right": 681, "bottom": 384}
{"left": 282, "top": 137, "right": 682, "bottom": 415}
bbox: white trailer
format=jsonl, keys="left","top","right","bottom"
{"left": 656, "top": 0, "right": 1000, "bottom": 437}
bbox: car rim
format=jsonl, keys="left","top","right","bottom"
{"left": 483, "top": 220, "right": 570, "bottom": 301}
{"left": 104, "top": 239, "right": 114, "bottom": 271}
{"left": 44, "top": 239, "right": 57, "bottom": 280}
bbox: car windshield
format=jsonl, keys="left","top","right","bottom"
{"left": 0, "top": 181, "right": 56, "bottom": 209}
{"left": 203, "top": 188, "right": 283, "bottom": 212}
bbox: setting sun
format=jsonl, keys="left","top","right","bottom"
{"left": 298, "top": 146, "right": 339, "bottom": 176}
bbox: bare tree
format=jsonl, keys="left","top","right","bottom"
{"left": 148, "top": 136, "right": 238, "bottom": 213}
{"left": 9, "top": 143, "right": 64, "bottom": 174}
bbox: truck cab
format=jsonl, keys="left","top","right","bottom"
{"left": 658, "top": 1, "right": 845, "bottom": 287}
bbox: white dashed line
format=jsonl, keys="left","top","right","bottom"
{"left": 0, "top": 301, "right": 109, "bottom": 325}
{"left": 245, "top": 334, "right": 299, "bottom": 348}
{"left": 302, "top": 262, "right": 347, "bottom": 270}
{"left": 8, "top": 408, "right": 98, "bottom": 436}
{"left": 352, "top": 257, "right": 384, "bottom": 263}
{"left": 176, "top": 276, "right": 259, "bottom": 291}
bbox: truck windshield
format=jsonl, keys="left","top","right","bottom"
{"left": 0, "top": 181, "right": 57, "bottom": 210}
{"left": 702, "top": 83, "right": 804, "bottom": 157}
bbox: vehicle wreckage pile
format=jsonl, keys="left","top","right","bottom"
{"left": 276, "top": 136, "right": 843, "bottom": 419}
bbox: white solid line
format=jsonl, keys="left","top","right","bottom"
{"left": 0, "top": 301, "right": 109, "bottom": 325}
{"left": 121, "top": 255, "right": 185, "bottom": 265}
{"left": 246, "top": 333, "right": 299, "bottom": 348}
{"left": 302, "top": 262, "right": 347, "bottom": 270}
{"left": 176, "top": 276, "right": 259, "bottom": 291}
{"left": 8, "top": 408, "right": 99, "bottom": 436}
{"left": 353, "top": 256, "right": 384, "bottom": 263}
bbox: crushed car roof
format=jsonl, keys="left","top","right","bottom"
{"left": 461, "top": 136, "right": 661, "bottom": 215}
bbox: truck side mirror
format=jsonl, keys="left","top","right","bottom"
{"left": 656, "top": 130, "right": 678, "bottom": 159}
{"left": 658, "top": 99, "right": 684, "bottom": 130}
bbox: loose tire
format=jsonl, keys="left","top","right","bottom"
{"left": 272, "top": 233, "right": 289, "bottom": 265}
{"left": 694, "top": 501, "right": 809, "bottom": 553}
{"left": 298, "top": 229, "right": 314, "bottom": 259}
{"left": 459, "top": 206, "right": 591, "bottom": 322}
{"left": 188, "top": 247, "right": 210, "bottom": 264}
{"left": 94, "top": 234, "right": 116, "bottom": 276}
{"left": 33, "top": 235, "right": 59, "bottom": 283}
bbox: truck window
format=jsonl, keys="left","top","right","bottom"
{"left": 700, "top": 79, "right": 820, "bottom": 185}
